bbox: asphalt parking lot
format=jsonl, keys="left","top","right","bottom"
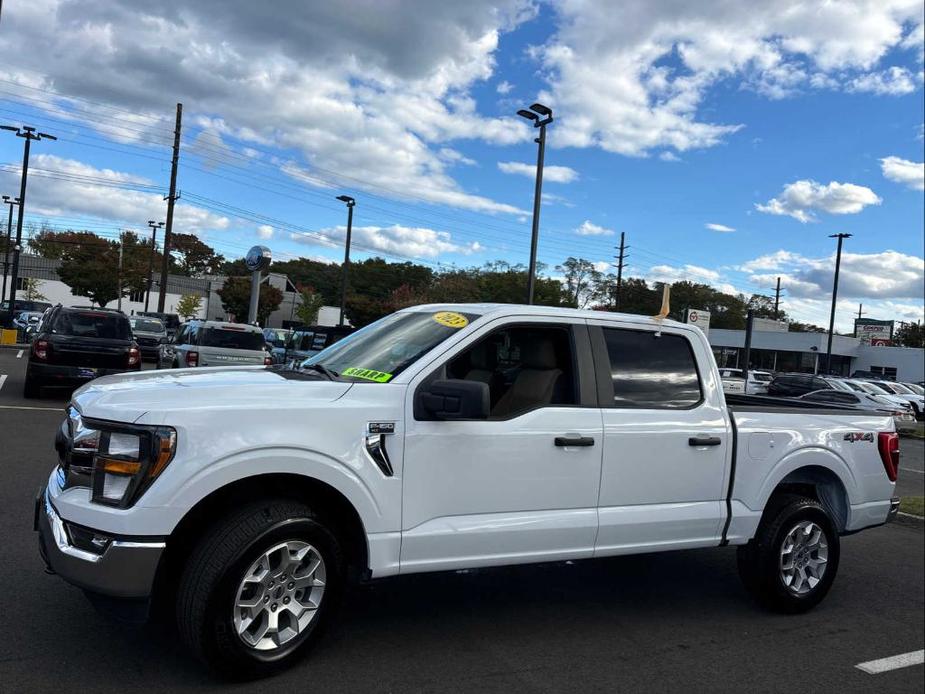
{"left": 0, "top": 346, "right": 922, "bottom": 692}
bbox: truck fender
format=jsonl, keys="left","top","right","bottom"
{"left": 754, "top": 446, "right": 857, "bottom": 526}
{"left": 162, "top": 446, "right": 385, "bottom": 534}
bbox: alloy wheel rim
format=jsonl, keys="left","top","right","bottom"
{"left": 232, "top": 540, "right": 326, "bottom": 650}
{"left": 779, "top": 520, "right": 828, "bottom": 595}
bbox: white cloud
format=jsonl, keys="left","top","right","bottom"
{"left": 537, "top": 1, "right": 923, "bottom": 157}
{"left": 291, "top": 223, "right": 482, "bottom": 259}
{"left": 649, "top": 263, "right": 721, "bottom": 283}
{"left": 659, "top": 151, "right": 681, "bottom": 162}
{"left": 575, "top": 220, "right": 614, "bottom": 236}
{"left": 705, "top": 222, "right": 735, "bottom": 232}
{"left": 738, "top": 250, "right": 805, "bottom": 272}
{"left": 496, "top": 80, "right": 514, "bottom": 94}
{"left": 848, "top": 67, "right": 920, "bottom": 95}
{"left": 0, "top": 154, "right": 229, "bottom": 235}
{"left": 497, "top": 161, "right": 579, "bottom": 183}
{"left": 755, "top": 179, "right": 882, "bottom": 222}
{"left": 256, "top": 225, "right": 274, "bottom": 239}
{"left": 438, "top": 148, "right": 477, "bottom": 166}
{"left": 880, "top": 156, "right": 925, "bottom": 190}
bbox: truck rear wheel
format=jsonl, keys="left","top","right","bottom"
{"left": 737, "top": 495, "right": 840, "bottom": 613}
{"left": 176, "top": 499, "right": 344, "bottom": 679}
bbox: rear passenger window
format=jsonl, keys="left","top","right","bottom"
{"left": 601, "top": 329, "right": 702, "bottom": 409}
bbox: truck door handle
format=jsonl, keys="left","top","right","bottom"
{"left": 555, "top": 435, "right": 595, "bottom": 447}
{"left": 689, "top": 436, "right": 722, "bottom": 447}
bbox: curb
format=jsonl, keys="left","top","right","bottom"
{"left": 895, "top": 512, "right": 924, "bottom": 529}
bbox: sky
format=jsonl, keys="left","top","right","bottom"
{"left": 0, "top": 0, "right": 922, "bottom": 332}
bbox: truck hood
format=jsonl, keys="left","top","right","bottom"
{"left": 71, "top": 366, "right": 353, "bottom": 424}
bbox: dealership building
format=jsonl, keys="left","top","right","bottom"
{"left": 708, "top": 325, "right": 924, "bottom": 383}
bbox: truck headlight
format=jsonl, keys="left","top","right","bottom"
{"left": 82, "top": 418, "right": 177, "bottom": 508}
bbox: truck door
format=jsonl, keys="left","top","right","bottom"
{"left": 401, "top": 317, "right": 603, "bottom": 573}
{"left": 587, "top": 320, "right": 730, "bottom": 554}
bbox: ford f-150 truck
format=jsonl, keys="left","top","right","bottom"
{"left": 36, "top": 304, "right": 901, "bottom": 678}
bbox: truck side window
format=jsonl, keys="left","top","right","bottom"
{"left": 447, "top": 325, "right": 577, "bottom": 418}
{"left": 601, "top": 328, "right": 702, "bottom": 409}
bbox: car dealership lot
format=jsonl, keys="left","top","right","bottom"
{"left": 0, "top": 347, "right": 922, "bottom": 691}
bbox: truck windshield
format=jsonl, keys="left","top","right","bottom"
{"left": 302, "top": 310, "right": 479, "bottom": 382}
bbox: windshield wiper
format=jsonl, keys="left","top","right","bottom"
{"left": 298, "top": 363, "right": 339, "bottom": 380}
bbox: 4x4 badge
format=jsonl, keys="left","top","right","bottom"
{"left": 843, "top": 432, "right": 873, "bottom": 442}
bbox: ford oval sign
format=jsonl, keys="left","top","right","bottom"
{"left": 245, "top": 245, "right": 272, "bottom": 272}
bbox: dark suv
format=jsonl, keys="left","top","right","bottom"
{"left": 137, "top": 311, "right": 181, "bottom": 337}
{"left": 767, "top": 373, "right": 831, "bottom": 397}
{"left": 23, "top": 306, "right": 141, "bottom": 398}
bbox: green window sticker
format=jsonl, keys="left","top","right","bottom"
{"left": 342, "top": 367, "right": 394, "bottom": 383}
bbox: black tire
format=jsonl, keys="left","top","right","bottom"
{"left": 23, "top": 374, "right": 40, "bottom": 399}
{"left": 176, "top": 499, "right": 344, "bottom": 679}
{"left": 737, "top": 495, "right": 840, "bottom": 613}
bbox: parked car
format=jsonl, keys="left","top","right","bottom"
{"left": 902, "top": 382, "right": 924, "bottom": 397}
{"left": 841, "top": 379, "right": 914, "bottom": 413}
{"left": 799, "top": 389, "right": 917, "bottom": 432}
{"left": 865, "top": 380, "right": 925, "bottom": 420}
{"left": 23, "top": 305, "right": 140, "bottom": 398}
{"left": 0, "top": 298, "right": 52, "bottom": 326}
{"left": 166, "top": 319, "right": 272, "bottom": 368}
{"left": 137, "top": 311, "right": 181, "bottom": 338}
{"left": 283, "top": 324, "right": 354, "bottom": 362}
{"left": 128, "top": 316, "right": 168, "bottom": 361}
{"left": 262, "top": 327, "right": 292, "bottom": 364}
{"left": 719, "top": 368, "right": 771, "bottom": 394}
{"left": 37, "top": 304, "right": 900, "bottom": 678}
{"left": 13, "top": 310, "right": 44, "bottom": 332}
{"left": 767, "top": 372, "right": 830, "bottom": 397}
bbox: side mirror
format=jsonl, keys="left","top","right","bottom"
{"left": 416, "top": 379, "right": 489, "bottom": 421}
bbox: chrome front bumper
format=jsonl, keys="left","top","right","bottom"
{"left": 35, "top": 487, "right": 165, "bottom": 599}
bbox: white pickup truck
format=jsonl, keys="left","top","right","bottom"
{"left": 36, "top": 304, "right": 901, "bottom": 678}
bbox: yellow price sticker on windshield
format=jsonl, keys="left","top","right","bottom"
{"left": 343, "top": 367, "right": 393, "bottom": 383}
{"left": 432, "top": 311, "right": 469, "bottom": 329}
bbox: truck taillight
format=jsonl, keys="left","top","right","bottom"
{"left": 186, "top": 351, "right": 199, "bottom": 367}
{"left": 33, "top": 339, "right": 49, "bottom": 360}
{"left": 127, "top": 346, "right": 140, "bottom": 366}
{"left": 877, "top": 432, "right": 899, "bottom": 482}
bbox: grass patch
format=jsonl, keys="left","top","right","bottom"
{"left": 900, "top": 496, "right": 924, "bottom": 518}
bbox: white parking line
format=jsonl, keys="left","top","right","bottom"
{"left": 0, "top": 404, "right": 63, "bottom": 412}
{"left": 899, "top": 467, "right": 924, "bottom": 474}
{"left": 855, "top": 649, "right": 924, "bottom": 674}
{"left": 0, "top": 374, "right": 6, "bottom": 392}
{"left": 16, "top": 349, "right": 23, "bottom": 358}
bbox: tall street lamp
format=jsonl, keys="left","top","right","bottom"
{"left": 1, "top": 125, "right": 55, "bottom": 318}
{"left": 336, "top": 195, "right": 355, "bottom": 326}
{"left": 824, "top": 233, "right": 851, "bottom": 374}
{"left": 144, "top": 220, "right": 164, "bottom": 312}
{"left": 516, "top": 102, "right": 553, "bottom": 305}
{"left": 2, "top": 195, "right": 20, "bottom": 303}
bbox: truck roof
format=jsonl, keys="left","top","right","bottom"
{"left": 401, "top": 303, "right": 688, "bottom": 330}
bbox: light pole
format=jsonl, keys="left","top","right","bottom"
{"left": 336, "top": 195, "right": 355, "bottom": 326}
{"left": 2, "top": 195, "right": 20, "bottom": 303}
{"left": 1, "top": 125, "right": 55, "bottom": 321}
{"left": 516, "top": 102, "right": 553, "bottom": 305}
{"left": 824, "top": 233, "right": 851, "bottom": 374}
{"left": 144, "top": 220, "right": 164, "bottom": 312}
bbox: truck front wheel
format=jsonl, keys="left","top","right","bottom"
{"left": 176, "top": 499, "right": 344, "bottom": 679}
{"left": 736, "top": 495, "right": 840, "bottom": 613}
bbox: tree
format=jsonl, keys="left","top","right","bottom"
{"left": 557, "top": 257, "right": 603, "bottom": 308}
{"left": 169, "top": 233, "right": 225, "bottom": 276}
{"left": 57, "top": 233, "right": 122, "bottom": 307}
{"left": 789, "top": 321, "right": 827, "bottom": 333}
{"left": 176, "top": 293, "right": 203, "bottom": 320}
{"left": 295, "top": 286, "right": 324, "bottom": 325}
{"left": 216, "top": 276, "right": 283, "bottom": 325}
{"left": 21, "top": 277, "right": 47, "bottom": 302}
{"left": 345, "top": 294, "right": 388, "bottom": 328}
{"left": 894, "top": 321, "right": 924, "bottom": 348}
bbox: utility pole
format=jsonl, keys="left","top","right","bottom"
{"left": 1, "top": 125, "right": 55, "bottom": 322}
{"left": 613, "top": 231, "right": 629, "bottom": 310}
{"left": 157, "top": 103, "right": 182, "bottom": 313}
{"left": 2, "top": 195, "right": 20, "bottom": 303}
{"left": 857, "top": 303, "right": 864, "bottom": 321}
{"left": 144, "top": 220, "right": 163, "bottom": 312}
{"left": 824, "top": 233, "right": 851, "bottom": 374}
{"left": 742, "top": 309, "right": 755, "bottom": 386}
{"left": 336, "top": 195, "right": 355, "bottom": 326}
{"left": 516, "top": 103, "right": 553, "bottom": 304}
{"left": 117, "top": 232, "right": 124, "bottom": 311}
{"left": 773, "top": 276, "right": 782, "bottom": 319}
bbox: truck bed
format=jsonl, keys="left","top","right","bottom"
{"left": 725, "top": 393, "right": 883, "bottom": 416}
